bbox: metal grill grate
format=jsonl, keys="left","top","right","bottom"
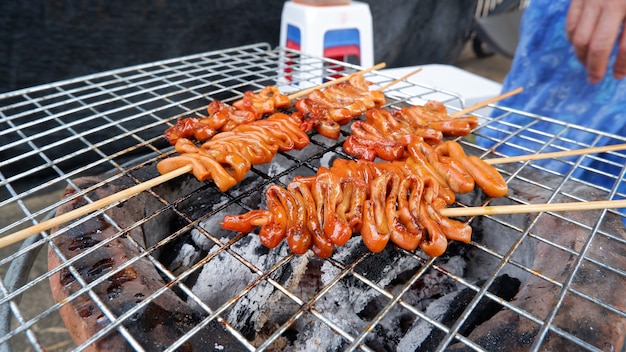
{"left": 1, "top": 43, "right": 626, "bottom": 352}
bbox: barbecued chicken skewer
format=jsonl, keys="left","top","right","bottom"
{"left": 343, "top": 102, "right": 478, "bottom": 161}
{"left": 163, "top": 95, "right": 291, "bottom": 145}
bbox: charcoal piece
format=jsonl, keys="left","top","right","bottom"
{"left": 416, "top": 274, "right": 521, "bottom": 351}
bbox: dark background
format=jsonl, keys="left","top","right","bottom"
{"left": 0, "top": 0, "right": 477, "bottom": 93}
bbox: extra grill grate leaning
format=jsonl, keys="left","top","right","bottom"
{"left": 1, "top": 43, "right": 625, "bottom": 352}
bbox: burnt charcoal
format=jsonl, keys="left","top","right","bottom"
{"left": 282, "top": 327, "right": 299, "bottom": 345}
{"left": 123, "top": 300, "right": 247, "bottom": 352}
{"left": 448, "top": 324, "right": 536, "bottom": 352}
{"left": 352, "top": 245, "right": 404, "bottom": 279}
{"left": 174, "top": 185, "right": 226, "bottom": 221}
{"left": 458, "top": 275, "right": 521, "bottom": 336}
{"left": 388, "top": 244, "right": 467, "bottom": 288}
{"left": 155, "top": 229, "right": 205, "bottom": 280}
{"left": 189, "top": 233, "right": 311, "bottom": 344}
{"left": 416, "top": 274, "right": 521, "bottom": 352}
{"left": 366, "top": 325, "right": 396, "bottom": 352}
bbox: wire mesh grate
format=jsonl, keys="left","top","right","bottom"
{"left": 1, "top": 43, "right": 625, "bottom": 352}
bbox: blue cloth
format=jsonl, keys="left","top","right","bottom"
{"left": 479, "top": 0, "right": 626, "bottom": 197}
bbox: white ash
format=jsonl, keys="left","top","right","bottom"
{"left": 292, "top": 238, "right": 466, "bottom": 351}
{"left": 319, "top": 152, "right": 337, "bottom": 169}
{"left": 225, "top": 241, "right": 311, "bottom": 334}
{"left": 396, "top": 290, "right": 462, "bottom": 352}
{"left": 163, "top": 205, "right": 233, "bottom": 279}
{"left": 377, "top": 256, "right": 466, "bottom": 351}
{"left": 266, "top": 160, "right": 287, "bottom": 178}
{"left": 168, "top": 243, "right": 203, "bottom": 276}
{"left": 190, "top": 230, "right": 214, "bottom": 251}
{"left": 188, "top": 237, "right": 253, "bottom": 310}
{"left": 399, "top": 256, "right": 466, "bottom": 312}
{"left": 293, "top": 238, "right": 375, "bottom": 351}
{"left": 182, "top": 214, "right": 468, "bottom": 351}
{"left": 189, "top": 232, "right": 310, "bottom": 335}
{"left": 192, "top": 204, "right": 238, "bottom": 251}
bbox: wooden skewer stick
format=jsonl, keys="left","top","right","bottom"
{"left": 375, "top": 67, "right": 423, "bottom": 92}
{"left": 440, "top": 198, "right": 626, "bottom": 218}
{"left": 287, "top": 62, "right": 387, "bottom": 100}
{"left": 450, "top": 86, "right": 524, "bottom": 118}
{"left": 485, "top": 143, "right": 626, "bottom": 165}
{"left": 0, "top": 165, "right": 192, "bottom": 249}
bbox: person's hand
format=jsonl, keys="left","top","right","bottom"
{"left": 566, "top": 0, "right": 626, "bottom": 83}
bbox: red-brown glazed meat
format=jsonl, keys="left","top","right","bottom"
{"left": 157, "top": 112, "right": 310, "bottom": 191}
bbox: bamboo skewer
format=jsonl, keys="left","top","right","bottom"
{"left": 0, "top": 165, "right": 192, "bottom": 249}
{"left": 375, "top": 67, "right": 423, "bottom": 92}
{"left": 486, "top": 143, "right": 626, "bottom": 165}
{"left": 286, "top": 62, "right": 386, "bottom": 100}
{"left": 450, "top": 86, "right": 524, "bottom": 118}
{"left": 440, "top": 199, "right": 626, "bottom": 218}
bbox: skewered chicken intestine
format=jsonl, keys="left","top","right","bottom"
{"left": 345, "top": 136, "right": 506, "bottom": 201}
{"left": 343, "top": 102, "right": 479, "bottom": 161}
{"left": 406, "top": 138, "right": 508, "bottom": 198}
{"left": 222, "top": 153, "right": 480, "bottom": 258}
{"left": 232, "top": 85, "right": 291, "bottom": 119}
{"left": 402, "top": 101, "right": 478, "bottom": 137}
{"left": 164, "top": 74, "right": 384, "bottom": 143}
{"left": 295, "top": 74, "right": 386, "bottom": 139}
{"left": 157, "top": 112, "right": 310, "bottom": 191}
{"left": 164, "top": 100, "right": 258, "bottom": 145}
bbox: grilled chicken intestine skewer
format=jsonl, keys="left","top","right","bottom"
{"left": 221, "top": 138, "right": 507, "bottom": 258}
{"left": 294, "top": 74, "right": 387, "bottom": 139}
{"left": 158, "top": 73, "right": 394, "bottom": 191}
{"left": 164, "top": 73, "right": 387, "bottom": 145}
{"left": 343, "top": 102, "right": 479, "bottom": 161}
{"left": 233, "top": 85, "right": 292, "bottom": 119}
{"left": 221, "top": 161, "right": 467, "bottom": 258}
{"left": 163, "top": 89, "right": 292, "bottom": 145}
{"left": 157, "top": 112, "right": 310, "bottom": 191}
{"left": 342, "top": 87, "right": 524, "bottom": 162}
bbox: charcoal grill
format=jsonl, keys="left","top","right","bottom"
{"left": 1, "top": 43, "right": 626, "bottom": 351}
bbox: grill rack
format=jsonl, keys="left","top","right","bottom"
{"left": 1, "top": 43, "right": 625, "bottom": 351}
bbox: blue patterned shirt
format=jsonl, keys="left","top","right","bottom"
{"left": 498, "top": 0, "right": 626, "bottom": 133}
{"left": 480, "top": 0, "right": 626, "bottom": 196}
